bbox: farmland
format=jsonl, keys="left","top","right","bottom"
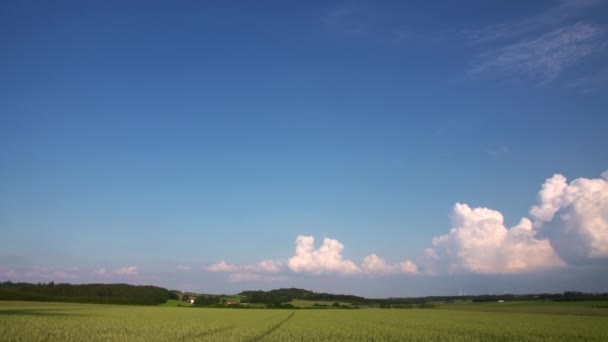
{"left": 437, "top": 300, "right": 608, "bottom": 317}
{"left": 2, "top": 301, "right": 608, "bottom": 341}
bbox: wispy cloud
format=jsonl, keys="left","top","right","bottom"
{"left": 322, "top": 5, "right": 371, "bottom": 38}
{"left": 206, "top": 260, "right": 283, "bottom": 274}
{"left": 0, "top": 266, "right": 18, "bottom": 279}
{"left": 93, "top": 268, "right": 108, "bottom": 277}
{"left": 1, "top": 266, "right": 80, "bottom": 282}
{"left": 466, "top": 0, "right": 603, "bottom": 44}
{"left": 321, "top": 2, "right": 607, "bottom": 87}
{"left": 205, "top": 260, "right": 286, "bottom": 283}
{"left": 466, "top": 0, "right": 607, "bottom": 85}
{"left": 487, "top": 146, "right": 511, "bottom": 157}
{"left": 176, "top": 265, "right": 191, "bottom": 271}
{"left": 567, "top": 66, "right": 608, "bottom": 92}
{"left": 321, "top": 3, "right": 424, "bottom": 46}
{"left": 471, "top": 23, "right": 605, "bottom": 83}
{"left": 115, "top": 266, "right": 138, "bottom": 276}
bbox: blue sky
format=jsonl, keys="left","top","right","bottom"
{"left": 1, "top": 0, "right": 607, "bottom": 297}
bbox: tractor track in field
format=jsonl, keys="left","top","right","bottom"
{"left": 190, "top": 324, "right": 236, "bottom": 339}
{"left": 246, "top": 311, "right": 296, "bottom": 341}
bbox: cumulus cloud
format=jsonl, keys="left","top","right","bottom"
{"left": 530, "top": 174, "right": 570, "bottom": 221}
{"left": 206, "top": 169, "right": 608, "bottom": 281}
{"left": 361, "top": 254, "right": 418, "bottom": 276}
{"left": 531, "top": 171, "right": 608, "bottom": 263}
{"left": 207, "top": 236, "right": 417, "bottom": 279}
{"left": 288, "top": 235, "right": 417, "bottom": 276}
{"left": 421, "top": 170, "right": 608, "bottom": 275}
{"left": 422, "top": 203, "right": 564, "bottom": 275}
{"left": 288, "top": 236, "right": 362, "bottom": 275}
{"left": 115, "top": 266, "right": 137, "bottom": 276}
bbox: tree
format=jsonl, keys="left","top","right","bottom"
{"left": 194, "top": 295, "right": 220, "bottom": 306}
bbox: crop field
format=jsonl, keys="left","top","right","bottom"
{"left": 438, "top": 300, "right": 608, "bottom": 317}
{"left": 1, "top": 301, "right": 608, "bottom": 341}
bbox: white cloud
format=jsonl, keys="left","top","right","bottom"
{"left": 94, "top": 268, "right": 108, "bottom": 276}
{"left": 399, "top": 260, "right": 419, "bottom": 274}
{"left": 471, "top": 23, "right": 605, "bottom": 83}
{"left": 288, "top": 235, "right": 417, "bottom": 277}
{"left": 253, "top": 260, "right": 283, "bottom": 273}
{"left": 176, "top": 265, "right": 191, "bottom": 271}
{"left": 288, "top": 236, "right": 362, "bottom": 275}
{"left": 422, "top": 203, "right": 564, "bottom": 275}
{"left": 208, "top": 236, "right": 417, "bottom": 279}
{"left": 531, "top": 170, "right": 608, "bottom": 262}
{"left": 361, "top": 254, "right": 418, "bottom": 276}
{"left": 206, "top": 260, "right": 283, "bottom": 274}
{"left": 361, "top": 254, "right": 397, "bottom": 275}
{"left": 115, "top": 266, "right": 137, "bottom": 276}
{"left": 206, "top": 261, "right": 239, "bottom": 273}
{"left": 530, "top": 174, "right": 570, "bottom": 221}
{"left": 205, "top": 259, "right": 286, "bottom": 283}
{"left": 206, "top": 169, "right": 608, "bottom": 281}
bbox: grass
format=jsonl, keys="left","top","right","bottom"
{"left": 438, "top": 300, "right": 608, "bottom": 317}
{"left": 158, "top": 299, "right": 194, "bottom": 307}
{"left": 1, "top": 300, "right": 607, "bottom": 341}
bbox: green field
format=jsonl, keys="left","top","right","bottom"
{"left": 1, "top": 300, "right": 607, "bottom": 341}
{"left": 158, "top": 299, "right": 195, "bottom": 307}
{"left": 438, "top": 300, "right": 608, "bottom": 317}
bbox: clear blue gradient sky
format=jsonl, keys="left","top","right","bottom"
{"left": 1, "top": 0, "right": 607, "bottom": 297}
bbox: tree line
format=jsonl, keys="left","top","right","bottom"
{"left": 2, "top": 282, "right": 606, "bottom": 307}
{"left": 239, "top": 288, "right": 366, "bottom": 305}
{"left": 237, "top": 287, "right": 608, "bottom": 306}
{"left": 0, "top": 281, "right": 178, "bottom": 305}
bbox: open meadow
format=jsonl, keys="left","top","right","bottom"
{"left": 1, "top": 300, "right": 608, "bottom": 341}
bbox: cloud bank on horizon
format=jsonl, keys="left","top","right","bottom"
{"left": 205, "top": 170, "right": 608, "bottom": 282}
{"left": 2, "top": 170, "right": 605, "bottom": 285}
